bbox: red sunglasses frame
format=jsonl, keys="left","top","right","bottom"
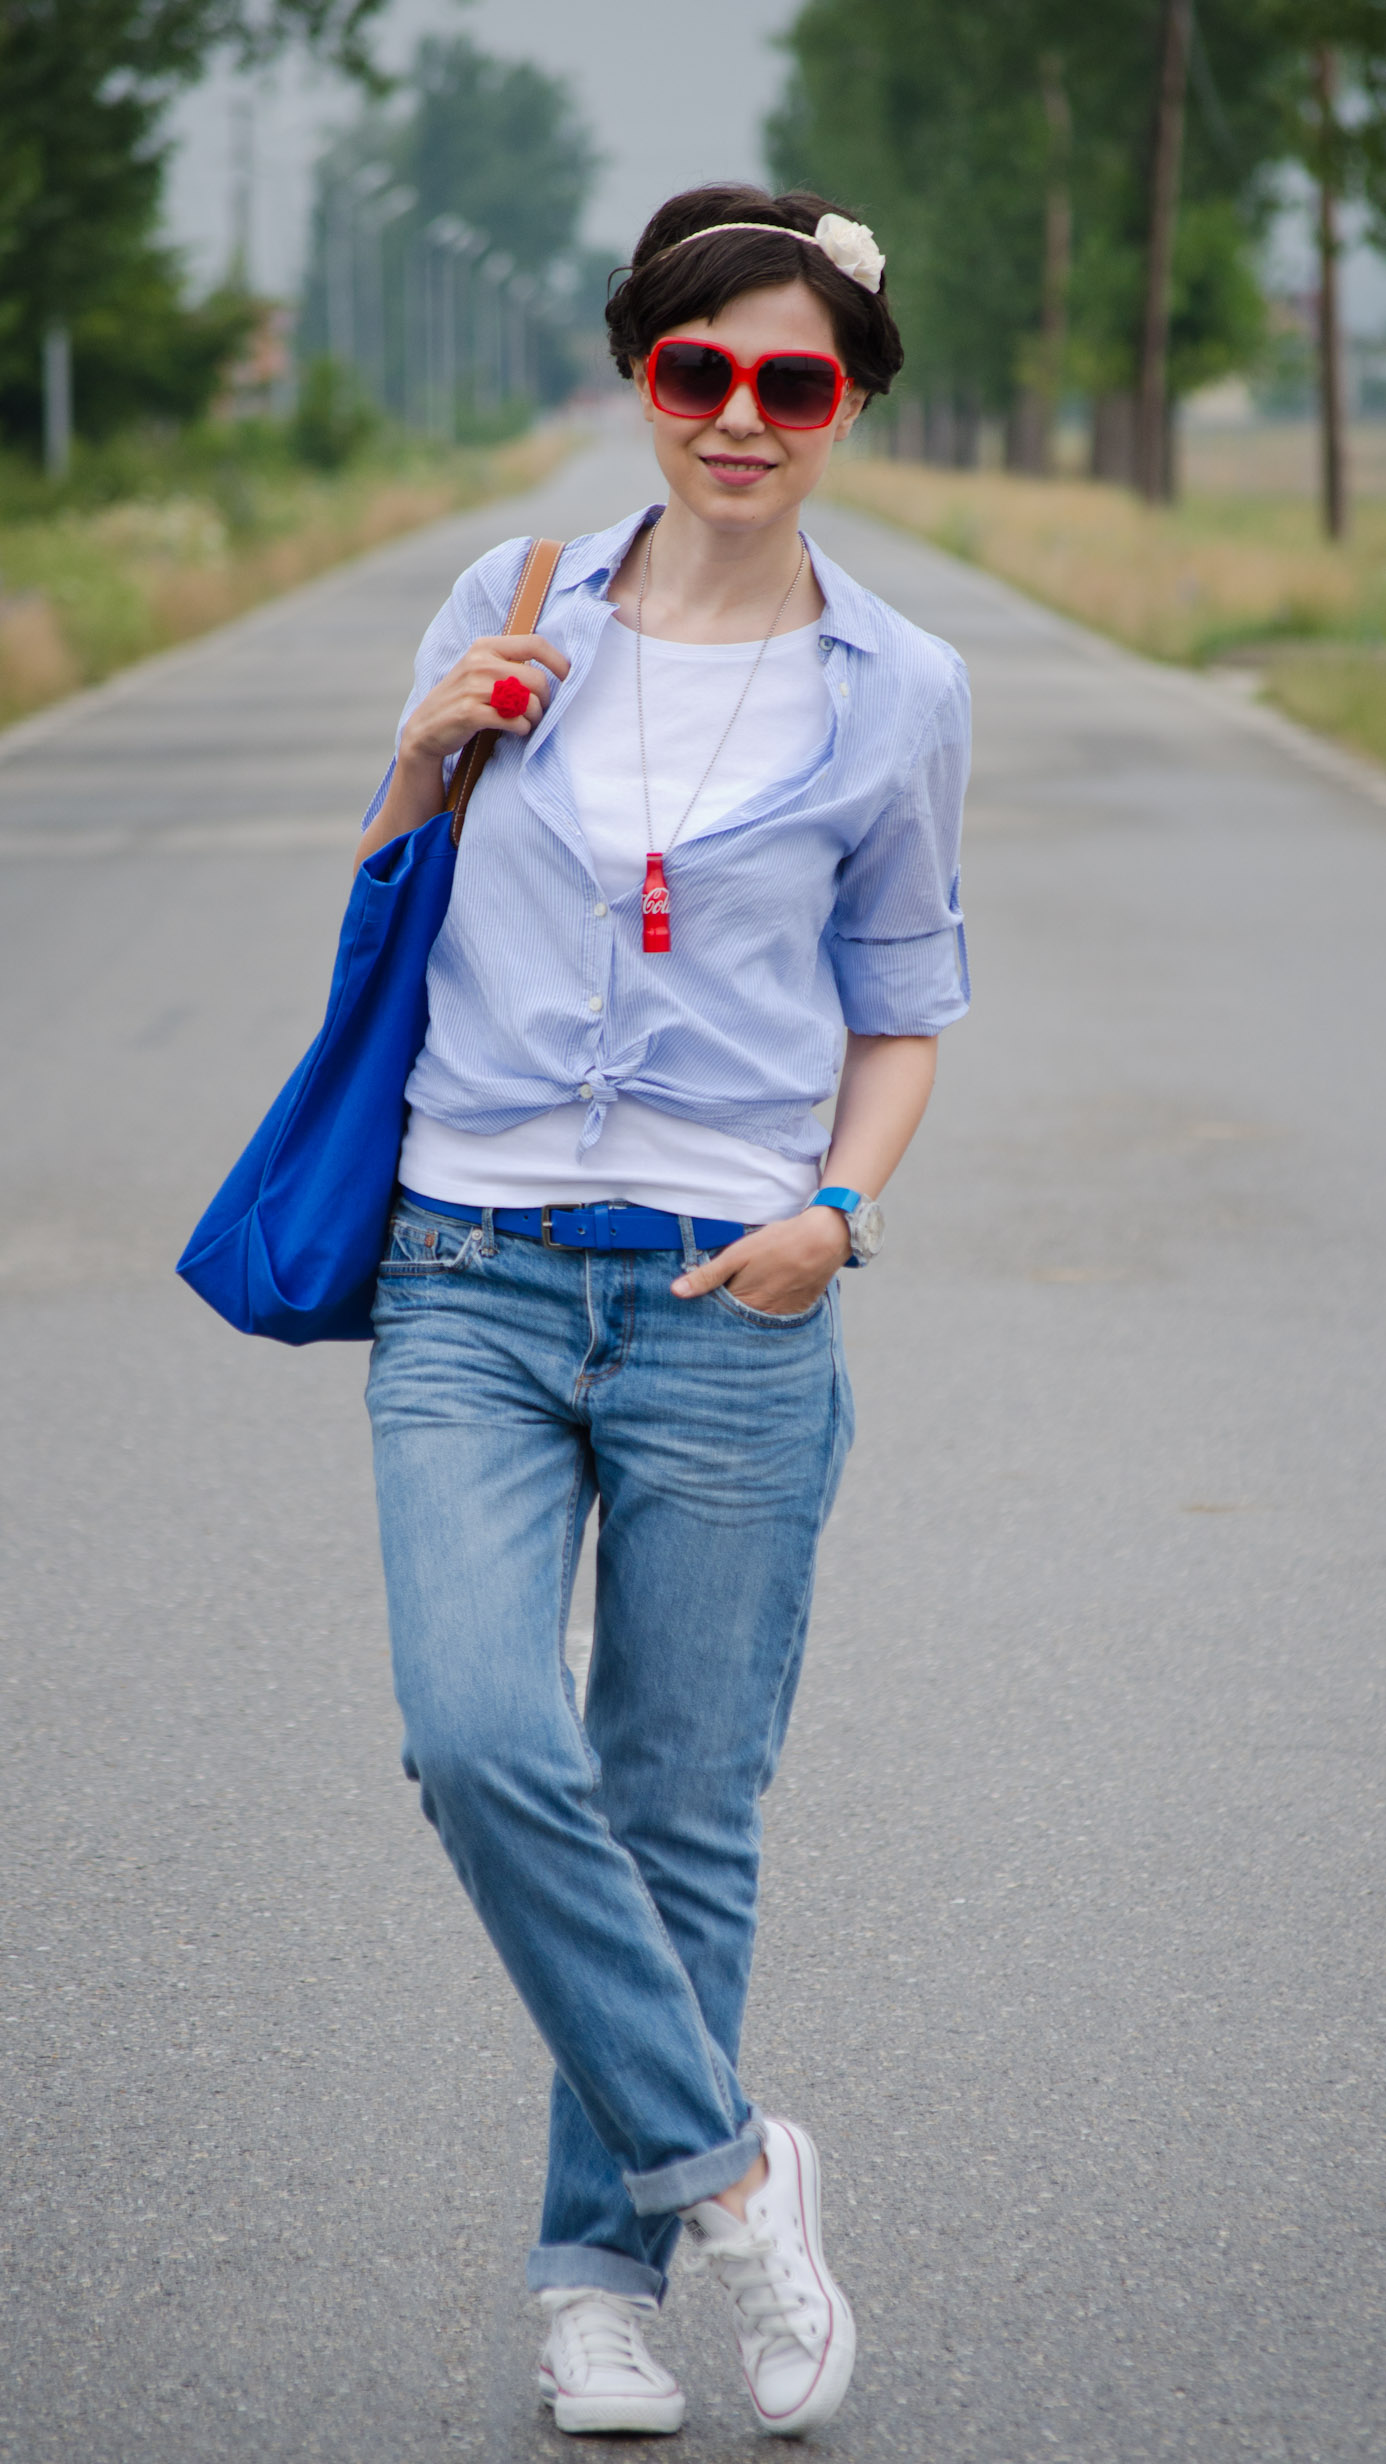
{"left": 646, "top": 337, "right": 848, "bottom": 432}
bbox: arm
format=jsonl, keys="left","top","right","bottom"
{"left": 353, "top": 629, "right": 570, "bottom": 876}
{"left": 670, "top": 1031, "right": 938, "bottom": 1314}
{"left": 674, "top": 645, "right": 969, "bottom": 1315}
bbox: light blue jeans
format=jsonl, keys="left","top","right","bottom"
{"left": 366, "top": 1196, "right": 853, "bottom": 2302}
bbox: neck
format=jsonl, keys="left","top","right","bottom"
{"left": 635, "top": 495, "right": 814, "bottom": 634}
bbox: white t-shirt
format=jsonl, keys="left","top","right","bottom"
{"left": 398, "top": 615, "right": 833, "bottom": 1220}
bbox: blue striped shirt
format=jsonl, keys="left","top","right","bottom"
{"left": 364, "top": 504, "right": 970, "bottom": 1166}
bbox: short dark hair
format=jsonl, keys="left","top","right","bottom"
{"left": 606, "top": 183, "right": 904, "bottom": 403}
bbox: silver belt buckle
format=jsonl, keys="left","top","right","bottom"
{"left": 541, "top": 1201, "right": 627, "bottom": 1250}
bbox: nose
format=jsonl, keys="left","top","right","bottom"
{"left": 716, "top": 377, "right": 764, "bottom": 435}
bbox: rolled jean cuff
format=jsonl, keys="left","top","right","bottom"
{"left": 623, "top": 2110, "right": 766, "bottom": 2218}
{"left": 526, "top": 2242, "right": 666, "bottom": 2303}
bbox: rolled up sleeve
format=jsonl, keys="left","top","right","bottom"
{"left": 826, "top": 651, "right": 971, "bottom": 1037}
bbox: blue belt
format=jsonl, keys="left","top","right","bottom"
{"left": 398, "top": 1187, "right": 746, "bottom": 1252}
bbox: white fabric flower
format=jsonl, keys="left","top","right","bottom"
{"left": 813, "top": 213, "right": 885, "bottom": 293}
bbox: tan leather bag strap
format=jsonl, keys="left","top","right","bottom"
{"left": 448, "top": 536, "right": 565, "bottom": 846}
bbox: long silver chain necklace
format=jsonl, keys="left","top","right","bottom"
{"left": 634, "top": 526, "right": 806, "bottom": 954}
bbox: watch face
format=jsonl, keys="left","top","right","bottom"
{"left": 852, "top": 1200, "right": 885, "bottom": 1260}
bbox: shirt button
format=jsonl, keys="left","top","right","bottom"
{"left": 818, "top": 635, "right": 832, "bottom": 652}
{"left": 579, "top": 1083, "right": 593, "bottom": 1099}
{"left": 593, "top": 901, "right": 608, "bottom": 918}
{"left": 839, "top": 682, "right": 850, "bottom": 698}
{"left": 588, "top": 994, "right": 603, "bottom": 1013}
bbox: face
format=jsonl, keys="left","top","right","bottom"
{"left": 632, "top": 278, "right": 865, "bottom": 532}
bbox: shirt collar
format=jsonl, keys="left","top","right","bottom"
{"left": 555, "top": 504, "right": 882, "bottom": 655}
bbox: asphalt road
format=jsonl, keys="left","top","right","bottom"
{"left": 2, "top": 430, "right": 1383, "bottom": 2464}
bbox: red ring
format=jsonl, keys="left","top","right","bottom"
{"left": 490, "top": 675, "right": 530, "bottom": 719}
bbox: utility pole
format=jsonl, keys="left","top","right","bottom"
{"left": 229, "top": 90, "right": 253, "bottom": 287}
{"left": 1136, "top": 0, "right": 1193, "bottom": 501}
{"left": 43, "top": 324, "right": 72, "bottom": 481}
{"left": 1314, "top": 45, "right": 1348, "bottom": 540}
{"left": 326, "top": 178, "right": 355, "bottom": 369}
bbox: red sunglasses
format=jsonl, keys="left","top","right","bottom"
{"left": 647, "top": 337, "right": 847, "bottom": 432}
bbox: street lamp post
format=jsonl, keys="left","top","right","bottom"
{"left": 508, "top": 273, "right": 538, "bottom": 404}
{"left": 359, "top": 184, "right": 415, "bottom": 413}
{"left": 478, "top": 251, "right": 515, "bottom": 411}
{"left": 348, "top": 164, "right": 390, "bottom": 399}
{"left": 326, "top": 179, "right": 355, "bottom": 368}
{"left": 424, "top": 217, "right": 485, "bottom": 439}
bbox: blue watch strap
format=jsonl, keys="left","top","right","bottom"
{"left": 810, "top": 1186, "right": 867, "bottom": 1266}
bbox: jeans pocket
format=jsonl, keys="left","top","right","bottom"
{"left": 378, "top": 1214, "right": 480, "bottom": 1276}
{"left": 709, "top": 1284, "right": 829, "bottom": 1332}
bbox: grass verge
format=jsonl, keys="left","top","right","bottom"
{"left": 1254, "top": 643, "right": 1386, "bottom": 767}
{"left": 821, "top": 456, "right": 1386, "bottom": 769}
{"left": 0, "top": 428, "right": 574, "bottom": 732}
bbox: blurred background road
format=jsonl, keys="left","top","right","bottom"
{"left": 2, "top": 429, "right": 1383, "bottom": 2462}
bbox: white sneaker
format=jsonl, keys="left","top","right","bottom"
{"left": 680, "top": 2116, "right": 856, "bottom": 2436}
{"left": 536, "top": 2286, "right": 686, "bottom": 2434}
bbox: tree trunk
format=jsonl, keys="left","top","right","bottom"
{"left": 1136, "top": 0, "right": 1192, "bottom": 501}
{"left": 1038, "top": 51, "right": 1072, "bottom": 475}
{"left": 1315, "top": 46, "right": 1348, "bottom": 540}
{"left": 894, "top": 396, "right": 925, "bottom": 462}
{"left": 1006, "top": 393, "right": 1047, "bottom": 472}
{"left": 1091, "top": 391, "right": 1138, "bottom": 485}
{"left": 953, "top": 390, "right": 981, "bottom": 468}
{"left": 924, "top": 397, "right": 955, "bottom": 466}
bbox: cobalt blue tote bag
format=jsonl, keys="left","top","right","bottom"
{"left": 176, "top": 537, "right": 564, "bottom": 1345}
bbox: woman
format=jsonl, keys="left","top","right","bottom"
{"left": 356, "top": 183, "right": 969, "bottom": 2438}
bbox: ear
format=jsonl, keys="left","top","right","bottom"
{"left": 631, "top": 357, "right": 656, "bottom": 427}
{"left": 834, "top": 384, "right": 867, "bottom": 444}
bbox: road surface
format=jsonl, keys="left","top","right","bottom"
{"left": 2, "top": 430, "right": 1383, "bottom": 2462}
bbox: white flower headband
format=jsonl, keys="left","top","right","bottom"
{"left": 659, "top": 213, "right": 885, "bottom": 295}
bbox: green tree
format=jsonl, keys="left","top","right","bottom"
{"left": 1258, "top": 1, "right": 1386, "bottom": 531}
{"left": 767, "top": 0, "right": 1287, "bottom": 482}
{"left": 299, "top": 34, "right": 598, "bottom": 425}
{"left": 0, "top": 0, "right": 387, "bottom": 456}
{"left": 767, "top": 0, "right": 1052, "bottom": 454}
{"left": 402, "top": 35, "right": 598, "bottom": 272}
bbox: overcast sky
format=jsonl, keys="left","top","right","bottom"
{"left": 162, "top": 0, "right": 1385, "bottom": 331}
{"left": 162, "top": 0, "right": 804, "bottom": 297}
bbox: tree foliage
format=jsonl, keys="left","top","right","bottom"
{"left": 400, "top": 35, "right": 598, "bottom": 274}
{"left": 0, "top": 0, "right": 388, "bottom": 450}
{"left": 298, "top": 34, "right": 598, "bottom": 415}
{"left": 765, "top": 0, "right": 1302, "bottom": 441}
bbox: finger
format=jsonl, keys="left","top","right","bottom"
{"left": 670, "top": 1239, "right": 754, "bottom": 1299}
{"left": 488, "top": 631, "right": 571, "bottom": 682}
{"left": 479, "top": 652, "right": 558, "bottom": 713}
{"left": 492, "top": 693, "right": 544, "bottom": 734}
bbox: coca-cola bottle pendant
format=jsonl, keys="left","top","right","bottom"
{"left": 641, "top": 852, "right": 671, "bottom": 954}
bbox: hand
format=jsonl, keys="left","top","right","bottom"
{"left": 398, "top": 630, "right": 570, "bottom": 771}
{"left": 671, "top": 1206, "right": 851, "bottom": 1314}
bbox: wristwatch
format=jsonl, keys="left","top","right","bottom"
{"left": 809, "top": 1185, "right": 885, "bottom": 1267}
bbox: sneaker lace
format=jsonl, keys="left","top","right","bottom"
{"left": 556, "top": 2293, "right": 656, "bottom": 2377}
{"left": 685, "top": 2232, "right": 817, "bottom": 2360}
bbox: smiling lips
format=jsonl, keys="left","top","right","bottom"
{"left": 699, "top": 453, "right": 777, "bottom": 485}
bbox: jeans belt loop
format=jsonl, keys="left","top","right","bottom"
{"left": 480, "top": 1206, "right": 497, "bottom": 1257}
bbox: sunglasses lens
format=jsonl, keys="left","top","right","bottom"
{"left": 652, "top": 342, "right": 733, "bottom": 417}
{"left": 755, "top": 356, "right": 841, "bottom": 428}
